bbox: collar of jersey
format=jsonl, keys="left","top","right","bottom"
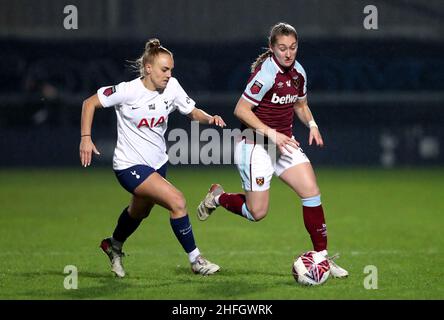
{"left": 138, "top": 77, "right": 161, "bottom": 95}
{"left": 271, "top": 55, "right": 295, "bottom": 73}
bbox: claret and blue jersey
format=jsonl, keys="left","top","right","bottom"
{"left": 241, "top": 55, "right": 307, "bottom": 137}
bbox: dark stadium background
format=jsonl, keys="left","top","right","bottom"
{"left": 1, "top": 0, "right": 443, "bottom": 304}
{"left": 1, "top": 0, "right": 442, "bottom": 168}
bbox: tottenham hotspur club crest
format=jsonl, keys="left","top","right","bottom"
{"left": 131, "top": 171, "right": 140, "bottom": 179}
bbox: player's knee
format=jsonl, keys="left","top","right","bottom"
{"left": 302, "top": 184, "right": 320, "bottom": 198}
{"left": 249, "top": 205, "right": 268, "bottom": 221}
{"left": 254, "top": 212, "right": 267, "bottom": 221}
{"left": 169, "top": 192, "right": 187, "bottom": 214}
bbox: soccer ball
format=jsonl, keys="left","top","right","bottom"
{"left": 292, "top": 251, "right": 330, "bottom": 286}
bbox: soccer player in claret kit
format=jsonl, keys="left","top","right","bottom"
{"left": 197, "top": 22, "right": 348, "bottom": 278}
{"left": 79, "top": 39, "right": 226, "bottom": 277}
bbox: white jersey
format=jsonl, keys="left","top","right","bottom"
{"left": 97, "top": 77, "right": 195, "bottom": 170}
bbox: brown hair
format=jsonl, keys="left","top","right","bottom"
{"left": 250, "top": 22, "right": 298, "bottom": 72}
{"left": 134, "top": 38, "right": 173, "bottom": 77}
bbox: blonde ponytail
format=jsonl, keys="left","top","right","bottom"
{"left": 251, "top": 49, "right": 273, "bottom": 73}
{"left": 132, "top": 38, "right": 173, "bottom": 77}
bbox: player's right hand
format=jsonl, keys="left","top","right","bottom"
{"left": 268, "top": 130, "right": 300, "bottom": 154}
{"left": 79, "top": 137, "right": 101, "bottom": 167}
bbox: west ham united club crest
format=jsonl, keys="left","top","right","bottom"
{"left": 292, "top": 76, "right": 300, "bottom": 88}
{"left": 256, "top": 177, "right": 265, "bottom": 186}
{"left": 250, "top": 80, "right": 263, "bottom": 94}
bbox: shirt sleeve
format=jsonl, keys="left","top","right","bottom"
{"left": 296, "top": 63, "right": 307, "bottom": 99}
{"left": 172, "top": 78, "right": 196, "bottom": 115}
{"left": 241, "top": 68, "right": 275, "bottom": 106}
{"left": 97, "top": 81, "right": 128, "bottom": 108}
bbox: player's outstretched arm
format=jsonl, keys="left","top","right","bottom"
{"left": 293, "top": 98, "right": 324, "bottom": 147}
{"left": 79, "top": 94, "right": 102, "bottom": 167}
{"left": 187, "top": 107, "right": 226, "bottom": 128}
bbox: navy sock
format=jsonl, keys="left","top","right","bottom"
{"left": 112, "top": 207, "right": 143, "bottom": 243}
{"left": 170, "top": 215, "right": 197, "bottom": 253}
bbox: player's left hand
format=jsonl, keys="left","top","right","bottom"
{"left": 309, "top": 127, "right": 324, "bottom": 147}
{"left": 209, "top": 115, "right": 226, "bottom": 128}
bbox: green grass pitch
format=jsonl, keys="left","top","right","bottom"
{"left": 0, "top": 167, "right": 443, "bottom": 299}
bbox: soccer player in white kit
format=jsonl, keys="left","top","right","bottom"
{"left": 79, "top": 39, "right": 225, "bottom": 277}
{"left": 197, "top": 23, "right": 348, "bottom": 278}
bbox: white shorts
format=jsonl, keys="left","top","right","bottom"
{"left": 234, "top": 138, "right": 310, "bottom": 191}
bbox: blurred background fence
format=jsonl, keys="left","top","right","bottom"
{"left": 0, "top": 0, "right": 443, "bottom": 167}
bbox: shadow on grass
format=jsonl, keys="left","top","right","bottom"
{"left": 11, "top": 269, "right": 201, "bottom": 299}
{"left": 9, "top": 269, "right": 134, "bottom": 299}
{"left": 171, "top": 265, "right": 298, "bottom": 299}
{"left": 9, "top": 265, "right": 310, "bottom": 299}
{"left": 174, "top": 264, "right": 289, "bottom": 277}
